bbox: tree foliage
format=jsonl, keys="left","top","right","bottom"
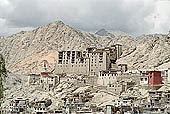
{"left": 0, "top": 54, "right": 7, "bottom": 99}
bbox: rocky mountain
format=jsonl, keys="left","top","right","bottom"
{"left": 0, "top": 21, "right": 136, "bottom": 74}
{"left": 0, "top": 20, "right": 170, "bottom": 74}
{"left": 95, "top": 28, "right": 130, "bottom": 37}
{"left": 95, "top": 29, "right": 108, "bottom": 36}
{"left": 117, "top": 32, "right": 170, "bottom": 69}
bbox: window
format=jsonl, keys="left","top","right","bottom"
{"left": 58, "top": 60, "right": 62, "bottom": 64}
{"left": 99, "top": 61, "right": 103, "bottom": 63}
{"left": 71, "top": 58, "right": 75, "bottom": 63}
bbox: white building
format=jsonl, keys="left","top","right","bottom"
{"left": 39, "top": 62, "right": 60, "bottom": 91}
{"left": 113, "top": 97, "right": 132, "bottom": 107}
{"left": 168, "top": 68, "right": 170, "bottom": 83}
{"left": 33, "top": 101, "right": 48, "bottom": 114}
{"left": 9, "top": 98, "right": 28, "bottom": 113}
{"left": 39, "top": 72, "right": 59, "bottom": 92}
{"left": 140, "top": 76, "right": 148, "bottom": 85}
{"left": 97, "top": 70, "right": 117, "bottom": 86}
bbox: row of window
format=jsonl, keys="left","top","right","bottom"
{"left": 100, "top": 74, "right": 117, "bottom": 76}
{"left": 140, "top": 78, "right": 147, "bottom": 81}
{"left": 60, "top": 55, "right": 103, "bottom": 60}
{"left": 34, "top": 107, "right": 46, "bottom": 111}
{"left": 58, "top": 65, "right": 87, "bottom": 67}
{"left": 58, "top": 60, "right": 104, "bottom": 64}
{"left": 91, "top": 53, "right": 103, "bottom": 56}
{"left": 91, "top": 64, "right": 102, "bottom": 67}
{"left": 58, "top": 60, "right": 88, "bottom": 64}
{"left": 108, "top": 84, "right": 121, "bottom": 87}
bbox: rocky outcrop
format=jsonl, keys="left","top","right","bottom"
{"left": 117, "top": 33, "right": 170, "bottom": 69}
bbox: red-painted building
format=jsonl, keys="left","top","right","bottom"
{"left": 148, "top": 71, "right": 162, "bottom": 85}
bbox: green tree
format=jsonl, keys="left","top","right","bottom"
{"left": 0, "top": 54, "right": 7, "bottom": 99}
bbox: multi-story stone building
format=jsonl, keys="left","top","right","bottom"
{"left": 39, "top": 61, "right": 60, "bottom": 92}
{"left": 55, "top": 44, "right": 122, "bottom": 75}
{"left": 28, "top": 60, "right": 60, "bottom": 92}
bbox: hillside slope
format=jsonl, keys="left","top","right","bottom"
{"left": 117, "top": 33, "right": 170, "bottom": 69}
{"left": 0, "top": 21, "right": 136, "bottom": 74}
{"left": 0, "top": 20, "right": 170, "bottom": 74}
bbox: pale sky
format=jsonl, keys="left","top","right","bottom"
{"left": 0, "top": 0, "right": 170, "bottom": 36}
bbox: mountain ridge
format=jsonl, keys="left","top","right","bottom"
{"left": 0, "top": 20, "right": 170, "bottom": 73}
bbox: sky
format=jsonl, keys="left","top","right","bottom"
{"left": 0, "top": 0, "right": 170, "bottom": 36}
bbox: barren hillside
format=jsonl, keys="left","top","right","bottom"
{"left": 0, "top": 20, "right": 170, "bottom": 74}
{"left": 0, "top": 21, "right": 136, "bottom": 74}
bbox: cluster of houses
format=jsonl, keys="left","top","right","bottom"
{"left": 3, "top": 45, "right": 170, "bottom": 114}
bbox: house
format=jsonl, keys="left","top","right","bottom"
{"left": 140, "top": 76, "right": 148, "bottom": 85}
{"left": 97, "top": 70, "right": 117, "bottom": 86}
{"left": 113, "top": 97, "right": 132, "bottom": 107}
{"left": 33, "top": 100, "right": 48, "bottom": 114}
{"left": 106, "top": 80, "right": 135, "bottom": 95}
{"left": 118, "top": 64, "right": 128, "bottom": 73}
{"left": 28, "top": 74, "right": 40, "bottom": 85}
{"left": 145, "top": 85, "right": 170, "bottom": 111}
{"left": 8, "top": 98, "right": 28, "bottom": 113}
{"left": 148, "top": 71, "right": 162, "bottom": 85}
